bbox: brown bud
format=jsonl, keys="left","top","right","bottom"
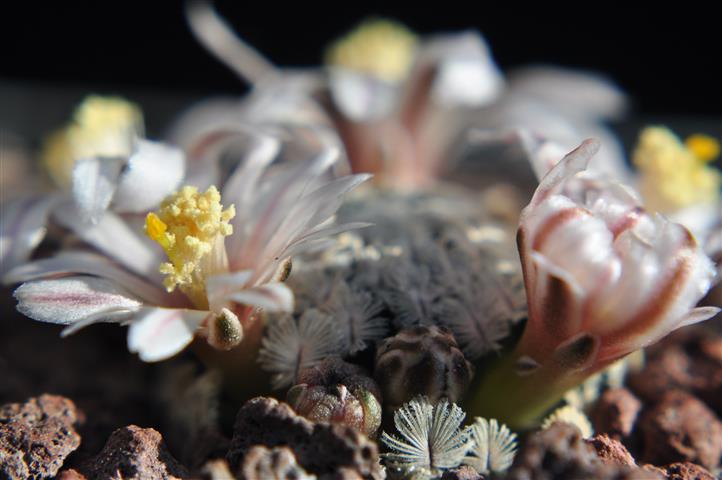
{"left": 207, "top": 308, "right": 243, "bottom": 351}
{"left": 374, "top": 325, "right": 473, "bottom": 411}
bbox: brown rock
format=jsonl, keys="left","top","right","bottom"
{"left": 628, "top": 329, "right": 722, "bottom": 416}
{"left": 591, "top": 387, "right": 642, "bottom": 442}
{"left": 56, "top": 469, "right": 87, "bottom": 480}
{"left": 661, "top": 462, "right": 716, "bottom": 480}
{"left": 639, "top": 390, "right": 722, "bottom": 471}
{"left": 507, "top": 422, "right": 662, "bottom": 480}
{"left": 440, "top": 465, "right": 484, "bottom": 479}
{"left": 0, "top": 394, "right": 81, "bottom": 479}
{"left": 586, "top": 435, "right": 636, "bottom": 467}
{"left": 241, "top": 445, "right": 315, "bottom": 480}
{"left": 74, "top": 425, "right": 188, "bottom": 479}
{"left": 228, "top": 397, "right": 384, "bottom": 480}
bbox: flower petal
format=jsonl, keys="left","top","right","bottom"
{"left": 222, "top": 134, "right": 280, "bottom": 211}
{"left": 5, "top": 251, "right": 170, "bottom": 305}
{"left": 112, "top": 139, "right": 185, "bottom": 213}
{"left": 127, "top": 307, "right": 209, "bottom": 362}
{"left": 72, "top": 156, "right": 125, "bottom": 223}
{"left": 422, "top": 31, "right": 504, "bottom": 108}
{"left": 508, "top": 66, "right": 626, "bottom": 121}
{"left": 14, "top": 275, "right": 141, "bottom": 327}
{"left": 205, "top": 269, "right": 254, "bottom": 310}
{"left": 53, "top": 203, "right": 162, "bottom": 280}
{"left": 328, "top": 67, "right": 398, "bottom": 121}
{"left": 226, "top": 282, "right": 294, "bottom": 312}
{"left": 0, "top": 195, "right": 58, "bottom": 276}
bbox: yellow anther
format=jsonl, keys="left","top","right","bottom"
{"left": 325, "top": 18, "right": 418, "bottom": 83}
{"left": 685, "top": 134, "right": 720, "bottom": 163}
{"left": 145, "top": 186, "right": 235, "bottom": 305}
{"left": 634, "top": 126, "right": 721, "bottom": 212}
{"left": 42, "top": 95, "right": 143, "bottom": 189}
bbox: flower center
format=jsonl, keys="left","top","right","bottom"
{"left": 145, "top": 185, "right": 235, "bottom": 308}
{"left": 633, "top": 126, "right": 721, "bottom": 212}
{"left": 42, "top": 95, "right": 143, "bottom": 189}
{"left": 325, "top": 18, "right": 418, "bottom": 83}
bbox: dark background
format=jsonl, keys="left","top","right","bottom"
{"left": 3, "top": 2, "right": 722, "bottom": 116}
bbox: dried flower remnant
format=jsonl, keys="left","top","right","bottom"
{"left": 259, "top": 309, "right": 342, "bottom": 389}
{"left": 381, "top": 397, "right": 470, "bottom": 478}
{"left": 542, "top": 405, "right": 594, "bottom": 439}
{"left": 10, "top": 138, "right": 369, "bottom": 363}
{"left": 468, "top": 139, "right": 719, "bottom": 429}
{"left": 463, "top": 417, "right": 518, "bottom": 475}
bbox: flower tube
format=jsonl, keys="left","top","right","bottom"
{"left": 468, "top": 139, "right": 719, "bottom": 429}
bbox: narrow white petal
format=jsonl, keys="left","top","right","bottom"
{"left": 14, "top": 276, "right": 141, "bottom": 326}
{"left": 677, "top": 306, "right": 721, "bottom": 328}
{"left": 72, "top": 156, "right": 125, "bottom": 224}
{"left": 508, "top": 66, "right": 626, "bottom": 120}
{"left": 53, "top": 204, "right": 162, "bottom": 280}
{"left": 227, "top": 282, "right": 294, "bottom": 312}
{"left": 423, "top": 31, "right": 504, "bottom": 108}
{"left": 127, "top": 307, "right": 209, "bottom": 362}
{"left": 222, "top": 135, "right": 280, "bottom": 210}
{"left": 0, "top": 195, "right": 58, "bottom": 276}
{"left": 328, "top": 67, "right": 398, "bottom": 121}
{"left": 112, "top": 140, "right": 185, "bottom": 213}
{"left": 185, "top": 0, "right": 277, "bottom": 84}
{"left": 205, "top": 269, "right": 254, "bottom": 310}
{"left": 6, "top": 251, "right": 169, "bottom": 305}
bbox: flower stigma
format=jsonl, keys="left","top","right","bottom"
{"left": 325, "top": 18, "right": 418, "bottom": 83}
{"left": 634, "top": 126, "right": 721, "bottom": 213}
{"left": 145, "top": 185, "right": 235, "bottom": 309}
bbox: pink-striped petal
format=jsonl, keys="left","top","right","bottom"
{"left": 52, "top": 204, "right": 162, "bottom": 280}
{"left": 5, "top": 251, "right": 170, "bottom": 306}
{"left": 14, "top": 276, "right": 141, "bottom": 326}
{"left": 127, "top": 307, "right": 209, "bottom": 362}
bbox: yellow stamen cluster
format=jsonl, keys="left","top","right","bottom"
{"left": 145, "top": 186, "right": 235, "bottom": 304}
{"left": 325, "top": 18, "right": 418, "bottom": 83}
{"left": 633, "top": 126, "right": 721, "bottom": 212}
{"left": 42, "top": 95, "right": 143, "bottom": 189}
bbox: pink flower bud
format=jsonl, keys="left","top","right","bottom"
{"left": 517, "top": 139, "right": 719, "bottom": 373}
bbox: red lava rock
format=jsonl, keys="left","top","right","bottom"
{"left": 507, "top": 422, "right": 662, "bottom": 480}
{"left": 241, "top": 445, "right": 315, "bottom": 480}
{"left": 591, "top": 387, "right": 642, "bottom": 443}
{"left": 639, "top": 390, "right": 722, "bottom": 471}
{"left": 661, "top": 462, "right": 716, "bottom": 480}
{"left": 227, "top": 397, "right": 384, "bottom": 480}
{"left": 0, "top": 394, "right": 81, "bottom": 479}
{"left": 586, "top": 434, "right": 636, "bottom": 467}
{"left": 628, "top": 329, "right": 722, "bottom": 416}
{"left": 74, "top": 425, "right": 189, "bottom": 480}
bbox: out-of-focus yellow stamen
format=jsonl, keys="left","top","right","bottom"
{"left": 633, "top": 126, "right": 721, "bottom": 212}
{"left": 325, "top": 18, "right": 418, "bottom": 83}
{"left": 145, "top": 186, "right": 235, "bottom": 305}
{"left": 685, "top": 133, "right": 720, "bottom": 162}
{"left": 42, "top": 95, "right": 143, "bottom": 189}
